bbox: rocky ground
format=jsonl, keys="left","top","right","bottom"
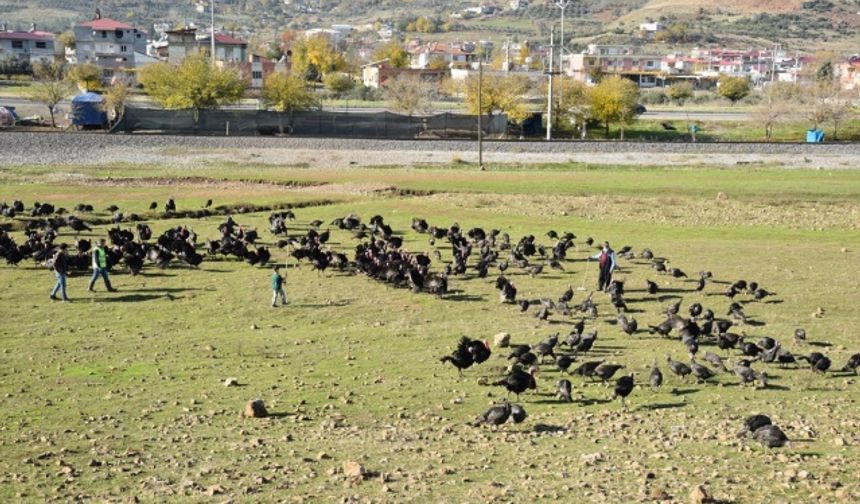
{"left": 1, "top": 132, "right": 859, "bottom": 169}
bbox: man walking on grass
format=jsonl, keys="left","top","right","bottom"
{"left": 49, "top": 243, "right": 70, "bottom": 302}
{"left": 272, "top": 265, "right": 287, "bottom": 307}
{"left": 588, "top": 241, "right": 617, "bottom": 292}
{"left": 88, "top": 238, "right": 117, "bottom": 292}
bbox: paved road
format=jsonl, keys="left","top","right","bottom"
{"left": 641, "top": 110, "right": 750, "bottom": 121}
{"left": 2, "top": 95, "right": 753, "bottom": 122}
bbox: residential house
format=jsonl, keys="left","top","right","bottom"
{"left": 409, "top": 41, "right": 478, "bottom": 69}
{"left": 241, "top": 53, "right": 277, "bottom": 89}
{"left": 568, "top": 44, "right": 661, "bottom": 87}
{"left": 637, "top": 22, "right": 664, "bottom": 40}
{"left": 166, "top": 28, "right": 248, "bottom": 65}
{"left": 361, "top": 59, "right": 446, "bottom": 88}
{"left": 74, "top": 15, "right": 147, "bottom": 81}
{"left": 0, "top": 25, "right": 56, "bottom": 64}
{"left": 838, "top": 56, "right": 860, "bottom": 91}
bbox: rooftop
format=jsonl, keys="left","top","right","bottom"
{"left": 78, "top": 17, "right": 134, "bottom": 31}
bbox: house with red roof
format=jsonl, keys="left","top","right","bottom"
{"left": 0, "top": 24, "right": 56, "bottom": 64}
{"left": 74, "top": 13, "right": 147, "bottom": 82}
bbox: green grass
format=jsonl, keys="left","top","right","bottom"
{"left": 1, "top": 161, "right": 859, "bottom": 502}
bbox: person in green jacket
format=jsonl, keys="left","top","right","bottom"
{"left": 271, "top": 265, "right": 287, "bottom": 307}
{"left": 88, "top": 238, "right": 116, "bottom": 292}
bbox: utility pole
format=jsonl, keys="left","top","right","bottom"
{"left": 210, "top": 0, "right": 216, "bottom": 66}
{"left": 546, "top": 25, "right": 555, "bottom": 141}
{"left": 478, "top": 60, "right": 484, "bottom": 169}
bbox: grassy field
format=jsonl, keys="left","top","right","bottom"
{"left": 1, "top": 161, "right": 859, "bottom": 502}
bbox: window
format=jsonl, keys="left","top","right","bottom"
{"left": 11, "top": 41, "right": 23, "bottom": 49}
{"left": 252, "top": 71, "right": 263, "bottom": 79}
{"left": 115, "top": 29, "right": 123, "bottom": 39}
{"left": 120, "top": 45, "right": 127, "bottom": 52}
{"left": 36, "top": 42, "right": 46, "bottom": 49}
{"left": 101, "top": 31, "right": 107, "bottom": 38}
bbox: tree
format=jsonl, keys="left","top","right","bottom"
{"left": 815, "top": 60, "right": 833, "bottom": 83}
{"left": 102, "top": 82, "right": 130, "bottom": 125}
{"left": 323, "top": 72, "right": 354, "bottom": 97}
{"left": 27, "top": 78, "right": 72, "bottom": 127}
{"left": 385, "top": 74, "right": 435, "bottom": 116}
{"left": 373, "top": 41, "right": 409, "bottom": 68}
{"left": 588, "top": 75, "right": 640, "bottom": 139}
{"left": 427, "top": 56, "right": 449, "bottom": 71}
{"left": 291, "top": 34, "right": 346, "bottom": 81}
{"left": 550, "top": 78, "right": 590, "bottom": 138}
{"left": 464, "top": 73, "right": 531, "bottom": 132}
{"left": 56, "top": 30, "right": 75, "bottom": 50}
{"left": 33, "top": 60, "right": 64, "bottom": 81}
{"left": 717, "top": 75, "right": 750, "bottom": 106}
{"left": 752, "top": 83, "right": 794, "bottom": 141}
{"left": 802, "top": 81, "right": 852, "bottom": 140}
{"left": 261, "top": 71, "right": 317, "bottom": 134}
{"left": 138, "top": 53, "right": 245, "bottom": 111}
{"left": 666, "top": 81, "right": 694, "bottom": 106}
{"left": 67, "top": 63, "right": 103, "bottom": 91}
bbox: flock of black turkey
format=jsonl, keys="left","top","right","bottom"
{"left": 2, "top": 197, "right": 859, "bottom": 449}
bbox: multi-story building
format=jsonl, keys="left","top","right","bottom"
{"left": 0, "top": 25, "right": 56, "bottom": 64}
{"left": 408, "top": 41, "right": 478, "bottom": 69}
{"left": 165, "top": 28, "right": 247, "bottom": 65}
{"left": 74, "top": 15, "right": 147, "bottom": 81}
{"left": 568, "top": 44, "right": 662, "bottom": 87}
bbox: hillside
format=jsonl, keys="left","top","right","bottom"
{"left": 0, "top": 0, "right": 858, "bottom": 52}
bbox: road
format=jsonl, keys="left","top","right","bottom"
{"left": 1, "top": 96, "right": 752, "bottom": 122}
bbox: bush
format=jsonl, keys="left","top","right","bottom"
{"left": 346, "top": 84, "right": 383, "bottom": 101}
{"left": 640, "top": 91, "right": 668, "bottom": 105}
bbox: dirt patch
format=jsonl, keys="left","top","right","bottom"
{"left": 420, "top": 192, "right": 860, "bottom": 231}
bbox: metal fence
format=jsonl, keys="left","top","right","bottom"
{"left": 111, "top": 108, "right": 509, "bottom": 139}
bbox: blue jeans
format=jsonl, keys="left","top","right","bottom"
{"left": 89, "top": 268, "right": 113, "bottom": 290}
{"left": 50, "top": 272, "right": 68, "bottom": 300}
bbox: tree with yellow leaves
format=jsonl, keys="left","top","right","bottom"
{"left": 291, "top": 34, "right": 347, "bottom": 82}
{"left": 465, "top": 73, "right": 532, "bottom": 131}
{"left": 588, "top": 75, "right": 640, "bottom": 139}
{"left": 373, "top": 41, "right": 409, "bottom": 68}
{"left": 138, "top": 53, "right": 245, "bottom": 112}
{"left": 262, "top": 71, "right": 317, "bottom": 134}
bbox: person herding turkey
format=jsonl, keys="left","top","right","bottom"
{"left": 588, "top": 241, "right": 617, "bottom": 292}
{"left": 271, "top": 265, "right": 288, "bottom": 307}
{"left": 49, "top": 243, "right": 70, "bottom": 302}
{"left": 88, "top": 238, "right": 116, "bottom": 292}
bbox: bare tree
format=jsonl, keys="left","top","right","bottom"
{"left": 752, "top": 82, "right": 795, "bottom": 141}
{"left": 385, "top": 74, "right": 435, "bottom": 117}
{"left": 27, "top": 78, "right": 72, "bottom": 127}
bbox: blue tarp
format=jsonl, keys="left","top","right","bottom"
{"left": 71, "top": 92, "right": 107, "bottom": 127}
{"left": 806, "top": 129, "right": 824, "bottom": 143}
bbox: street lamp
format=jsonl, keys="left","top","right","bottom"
{"left": 210, "top": 0, "right": 216, "bottom": 66}
{"left": 554, "top": 0, "right": 571, "bottom": 72}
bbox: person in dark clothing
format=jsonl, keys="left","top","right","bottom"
{"left": 50, "top": 243, "right": 70, "bottom": 301}
{"left": 88, "top": 238, "right": 116, "bottom": 292}
{"left": 589, "top": 241, "right": 617, "bottom": 292}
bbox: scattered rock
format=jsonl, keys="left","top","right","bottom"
{"left": 689, "top": 484, "right": 712, "bottom": 504}
{"left": 205, "top": 484, "right": 224, "bottom": 496}
{"left": 317, "top": 452, "right": 331, "bottom": 460}
{"left": 834, "top": 437, "right": 846, "bottom": 447}
{"left": 224, "top": 378, "right": 239, "bottom": 387}
{"left": 716, "top": 192, "right": 728, "bottom": 201}
{"left": 244, "top": 399, "right": 268, "bottom": 418}
{"left": 494, "top": 332, "right": 511, "bottom": 348}
{"left": 250, "top": 324, "right": 258, "bottom": 330}
{"left": 343, "top": 460, "right": 365, "bottom": 479}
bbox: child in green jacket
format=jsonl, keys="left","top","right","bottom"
{"left": 271, "top": 265, "right": 287, "bottom": 307}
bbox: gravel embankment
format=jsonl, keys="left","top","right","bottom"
{"left": 1, "top": 132, "right": 859, "bottom": 169}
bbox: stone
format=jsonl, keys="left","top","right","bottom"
{"left": 224, "top": 378, "right": 239, "bottom": 387}
{"left": 205, "top": 484, "right": 224, "bottom": 496}
{"left": 244, "top": 399, "right": 268, "bottom": 418}
{"left": 494, "top": 332, "right": 511, "bottom": 348}
{"left": 343, "top": 460, "right": 365, "bottom": 479}
{"left": 689, "top": 484, "right": 711, "bottom": 503}
{"left": 834, "top": 437, "right": 846, "bottom": 447}
{"left": 716, "top": 192, "right": 728, "bottom": 201}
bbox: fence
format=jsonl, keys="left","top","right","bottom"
{"left": 111, "top": 108, "right": 509, "bottom": 139}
